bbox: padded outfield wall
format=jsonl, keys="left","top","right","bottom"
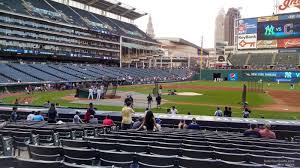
{"left": 197, "top": 69, "right": 300, "bottom": 83}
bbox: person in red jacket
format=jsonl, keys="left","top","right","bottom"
{"left": 84, "top": 103, "right": 95, "bottom": 123}
{"left": 103, "top": 115, "right": 114, "bottom": 126}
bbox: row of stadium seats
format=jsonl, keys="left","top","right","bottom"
{"left": 1, "top": 121, "right": 298, "bottom": 167}
{"left": 0, "top": 63, "right": 191, "bottom": 84}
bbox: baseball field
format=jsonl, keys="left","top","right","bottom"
{"left": 1, "top": 81, "right": 300, "bottom": 120}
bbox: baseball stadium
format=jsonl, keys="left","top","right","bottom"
{"left": 0, "top": 0, "right": 299, "bottom": 168}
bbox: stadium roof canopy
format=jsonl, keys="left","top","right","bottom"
{"left": 73, "top": 0, "right": 147, "bottom": 20}
{"left": 156, "top": 37, "right": 209, "bottom": 55}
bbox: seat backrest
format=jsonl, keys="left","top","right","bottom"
{"left": 137, "top": 153, "right": 176, "bottom": 166}
{"left": 28, "top": 144, "right": 62, "bottom": 156}
{"left": 89, "top": 142, "right": 117, "bottom": 151}
{"left": 118, "top": 143, "right": 147, "bottom": 153}
{"left": 61, "top": 139, "right": 89, "bottom": 148}
{"left": 149, "top": 146, "right": 179, "bottom": 156}
{"left": 17, "top": 158, "right": 62, "bottom": 168}
{"left": 63, "top": 147, "right": 98, "bottom": 159}
{"left": 178, "top": 157, "right": 219, "bottom": 168}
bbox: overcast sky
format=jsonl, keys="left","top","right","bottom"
{"left": 119, "top": 0, "right": 294, "bottom": 48}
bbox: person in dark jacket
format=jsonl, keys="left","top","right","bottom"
{"left": 244, "top": 124, "right": 261, "bottom": 138}
{"left": 48, "top": 103, "right": 58, "bottom": 123}
{"left": 10, "top": 107, "right": 18, "bottom": 122}
{"left": 147, "top": 94, "right": 153, "bottom": 109}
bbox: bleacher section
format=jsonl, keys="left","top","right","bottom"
{"left": 0, "top": 63, "right": 192, "bottom": 84}
{"left": 0, "top": 121, "right": 299, "bottom": 167}
{"left": 230, "top": 53, "right": 300, "bottom": 69}
{"left": 275, "top": 53, "right": 300, "bottom": 70}
{"left": 228, "top": 54, "right": 248, "bottom": 67}
{"left": 0, "top": 0, "right": 153, "bottom": 42}
{"left": 247, "top": 53, "right": 273, "bottom": 67}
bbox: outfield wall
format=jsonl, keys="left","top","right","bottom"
{"left": 198, "top": 69, "right": 300, "bottom": 83}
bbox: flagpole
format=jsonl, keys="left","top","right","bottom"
{"left": 200, "top": 35, "right": 203, "bottom": 80}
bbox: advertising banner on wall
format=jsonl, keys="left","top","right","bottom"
{"left": 238, "top": 34, "right": 257, "bottom": 49}
{"left": 279, "top": 13, "right": 300, "bottom": 20}
{"left": 258, "top": 16, "right": 278, "bottom": 22}
{"left": 238, "top": 18, "right": 258, "bottom": 34}
{"left": 228, "top": 73, "right": 238, "bottom": 81}
{"left": 256, "top": 40, "right": 277, "bottom": 48}
{"left": 277, "top": 38, "right": 300, "bottom": 48}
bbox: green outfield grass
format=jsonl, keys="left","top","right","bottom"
{"left": 1, "top": 81, "right": 300, "bottom": 120}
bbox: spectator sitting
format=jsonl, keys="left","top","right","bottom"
{"left": 27, "top": 111, "right": 35, "bottom": 121}
{"left": 187, "top": 118, "right": 200, "bottom": 130}
{"left": 178, "top": 120, "right": 187, "bottom": 129}
{"left": 10, "top": 107, "right": 18, "bottom": 122}
{"left": 137, "top": 111, "right": 159, "bottom": 131}
{"left": 132, "top": 117, "right": 143, "bottom": 129}
{"left": 155, "top": 118, "right": 162, "bottom": 131}
{"left": 243, "top": 108, "right": 251, "bottom": 118}
{"left": 214, "top": 107, "right": 223, "bottom": 117}
{"left": 103, "top": 115, "right": 114, "bottom": 126}
{"left": 89, "top": 115, "right": 98, "bottom": 124}
{"left": 73, "top": 111, "right": 83, "bottom": 124}
{"left": 33, "top": 111, "right": 44, "bottom": 122}
{"left": 259, "top": 124, "right": 276, "bottom": 139}
{"left": 244, "top": 124, "right": 261, "bottom": 138}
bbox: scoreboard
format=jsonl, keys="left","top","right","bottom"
{"left": 257, "top": 19, "right": 300, "bottom": 40}
{"left": 237, "top": 13, "right": 300, "bottom": 50}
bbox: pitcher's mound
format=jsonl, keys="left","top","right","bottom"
{"left": 176, "top": 92, "right": 203, "bottom": 96}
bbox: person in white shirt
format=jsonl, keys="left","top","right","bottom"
{"left": 88, "top": 87, "right": 93, "bottom": 99}
{"left": 170, "top": 106, "right": 178, "bottom": 115}
{"left": 96, "top": 88, "right": 102, "bottom": 101}
{"left": 214, "top": 107, "right": 223, "bottom": 117}
{"left": 100, "top": 85, "right": 104, "bottom": 97}
{"left": 27, "top": 111, "right": 35, "bottom": 121}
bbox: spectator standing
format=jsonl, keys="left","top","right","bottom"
{"left": 244, "top": 124, "right": 261, "bottom": 138}
{"left": 73, "top": 111, "right": 83, "bottom": 124}
{"left": 33, "top": 111, "right": 44, "bottom": 122}
{"left": 27, "top": 111, "right": 35, "bottom": 121}
{"left": 121, "top": 101, "right": 134, "bottom": 130}
{"left": 214, "top": 107, "right": 223, "bottom": 117}
{"left": 243, "top": 108, "right": 251, "bottom": 118}
{"left": 103, "top": 115, "right": 114, "bottom": 126}
{"left": 89, "top": 115, "right": 98, "bottom": 124}
{"left": 259, "top": 124, "right": 276, "bottom": 139}
{"left": 48, "top": 103, "right": 58, "bottom": 123}
{"left": 137, "top": 111, "right": 159, "bottom": 131}
{"left": 156, "top": 95, "right": 162, "bottom": 109}
{"left": 10, "top": 107, "right": 18, "bottom": 122}
{"left": 147, "top": 94, "right": 153, "bottom": 109}
{"left": 170, "top": 106, "right": 178, "bottom": 115}
{"left": 187, "top": 118, "right": 200, "bottom": 130}
{"left": 84, "top": 103, "right": 96, "bottom": 123}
